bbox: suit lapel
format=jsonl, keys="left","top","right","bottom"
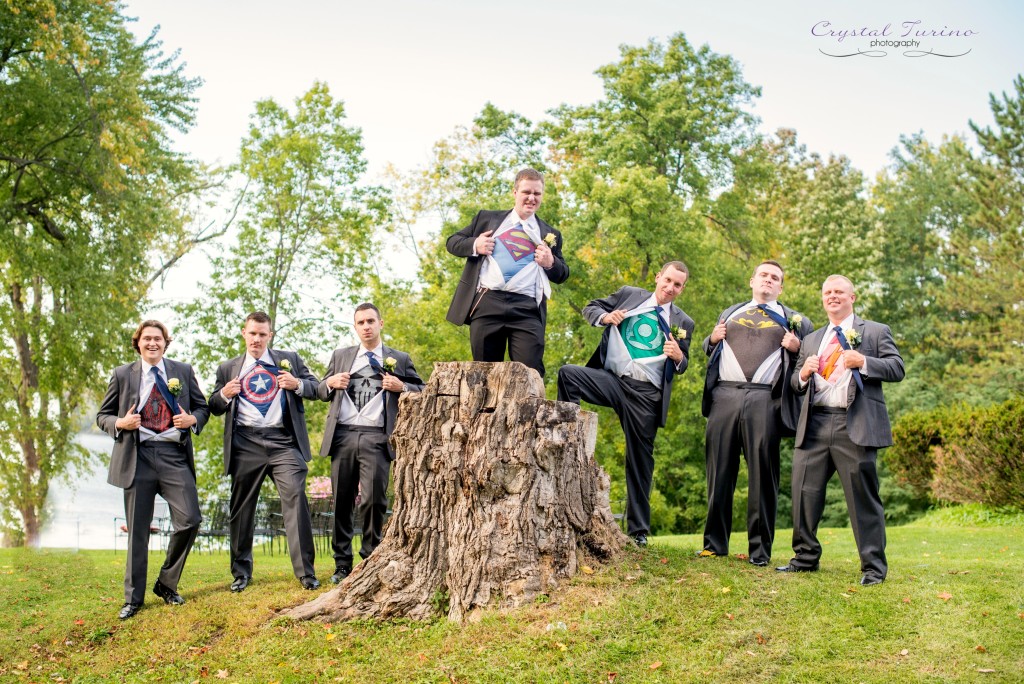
{"left": 129, "top": 360, "right": 143, "bottom": 408}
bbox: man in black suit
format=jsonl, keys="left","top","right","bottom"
{"left": 209, "top": 311, "right": 321, "bottom": 591}
{"left": 445, "top": 168, "right": 569, "bottom": 376}
{"left": 700, "top": 260, "right": 813, "bottom": 566}
{"left": 777, "top": 275, "right": 904, "bottom": 585}
{"left": 318, "top": 303, "right": 424, "bottom": 584}
{"left": 97, "top": 320, "right": 209, "bottom": 619}
{"left": 556, "top": 262, "right": 695, "bottom": 546}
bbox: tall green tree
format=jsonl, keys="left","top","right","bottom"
{"left": 0, "top": 0, "right": 201, "bottom": 544}
{"left": 175, "top": 82, "right": 386, "bottom": 496}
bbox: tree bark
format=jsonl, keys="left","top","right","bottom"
{"left": 285, "top": 361, "right": 630, "bottom": 624}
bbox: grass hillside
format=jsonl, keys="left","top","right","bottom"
{"left": 1, "top": 515, "right": 1021, "bottom": 682}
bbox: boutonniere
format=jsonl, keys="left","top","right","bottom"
{"left": 788, "top": 314, "right": 803, "bottom": 332}
{"left": 167, "top": 378, "right": 182, "bottom": 396}
{"left": 669, "top": 325, "right": 686, "bottom": 340}
{"left": 845, "top": 329, "right": 862, "bottom": 348}
{"left": 383, "top": 356, "right": 397, "bottom": 373}
{"left": 543, "top": 233, "right": 556, "bottom": 247}
{"left": 278, "top": 359, "right": 292, "bottom": 372}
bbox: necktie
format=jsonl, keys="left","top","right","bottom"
{"left": 756, "top": 303, "right": 789, "bottom": 330}
{"left": 366, "top": 351, "right": 385, "bottom": 374}
{"left": 833, "top": 326, "right": 865, "bottom": 391}
{"left": 654, "top": 305, "right": 677, "bottom": 377}
{"left": 653, "top": 306, "right": 673, "bottom": 338}
{"left": 150, "top": 367, "right": 180, "bottom": 415}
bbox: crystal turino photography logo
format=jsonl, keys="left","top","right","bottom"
{"left": 812, "top": 19, "right": 977, "bottom": 58}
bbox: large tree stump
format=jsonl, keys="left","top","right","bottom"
{"left": 284, "top": 361, "right": 630, "bottom": 624}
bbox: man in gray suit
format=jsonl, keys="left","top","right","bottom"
{"left": 318, "top": 303, "right": 424, "bottom": 584}
{"left": 777, "top": 275, "right": 904, "bottom": 585}
{"left": 557, "top": 262, "right": 695, "bottom": 547}
{"left": 445, "top": 168, "right": 569, "bottom": 376}
{"left": 700, "top": 260, "right": 813, "bottom": 566}
{"left": 209, "top": 311, "right": 321, "bottom": 592}
{"left": 97, "top": 320, "right": 209, "bottom": 619}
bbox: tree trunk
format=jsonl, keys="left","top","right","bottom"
{"left": 284, "top": 361, "right": 629, "bottom": 624}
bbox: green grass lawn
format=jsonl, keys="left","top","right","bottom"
{"left": 1, "top": 517, "right": 1021, "bottom": 683}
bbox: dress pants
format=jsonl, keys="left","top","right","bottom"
{"left": 469, "top": 289, "right": 546, "bottom": 376}
{"left": 702, "top": 382, "right": 781, "bottom": 564}
{"left": 229, "top": 426, "right": 315, "bottom": 580}
{"left": 328, "top": 425, "right": 391, "bottom": 569}
{"left": 789, "top": 409, "right": 888, "bottom": 579}
{"left": 557, "top": 365, "right": 662, "bottom": 536}
{"left": 122, "top": 440, "right": 201, "bottom": 605}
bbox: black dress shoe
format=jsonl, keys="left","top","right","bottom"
{"left": 860, "top": 574, "right": 885, "bottom": 586}
{"left": 153, "top": 580, "right": 185, "bottom": 605}
{"left": 230, "top": 576, "right": 251, "bottom": 593}
{"left": 775, "top": 563, "right": 818, "bottom": 573}
{"left": 300, "top": 575, "right": 321, "bottom": 590}
{"left": 632, "top": 534, "right": 648, "bottom": 548}
{"left": 118, "top": 603, "right": 142, "bottom": 620}
{"left": 329, "top": 567, "right": 351, "bottom": 584}
{"left": 749, "top": 559, "right": 769, "bottom": 567}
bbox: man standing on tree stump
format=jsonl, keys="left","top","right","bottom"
{"left": 777, "top": 275, "right": 904, "bottom": 586}
{"left": 557, "top": 262, "right": 695, "bottom": 547}
{"left": 318, "top": 303, "right": 424, "bottom": 584}
{"left": 209, "top": 311, "right": 321, "bottom": 592}
{"left": 97, "top": 320, "right": 209, "bottom": 620}
{"left": 445, "top": 168, "right": 569, "bottom": 376}
{"left": 699, "top": 260, "right": 813, "bottom": 567}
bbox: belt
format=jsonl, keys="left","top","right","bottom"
{"left": 813, "top": 406, "right": 848, "bottom": 414}
{"left": 717, "top": 380, "right": 773, "bottom": 390}
{"left": 234, "top": 424, "right": 288, "bottom": 434}
{"left": 337, "top": 424, "right": 385, "bottom": 434}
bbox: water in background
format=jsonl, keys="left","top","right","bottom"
{"left": 39, "top": 431, "right": 167, "bottom": 550}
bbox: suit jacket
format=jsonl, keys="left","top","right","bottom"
{"left": 317, "top": 345, "right": 425, "bottom": 460}
{"left": 701, "top": 301, "right": 813, "bottom": 433}
{"left": 445, "top": 209, "right": 569, "bottom": 326}
{"left": 208, "top": 349, "right": 319, "bottom": 475}
{"left": 582, "top": 286, "right": 696, "bottom": 428}
{"left": 97, "top": 358, "right": 210, "bottom": 489}
{"left": 791, "top": 315, "right": 905, "bottom": 449}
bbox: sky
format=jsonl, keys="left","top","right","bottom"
{"left": 122, "top": 0, "right": 1023, "bottom": 179}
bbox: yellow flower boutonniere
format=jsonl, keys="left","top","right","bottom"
{"left": 383, "top": 357, "right": 398, "bottom": 373}
{"left": 670, "top": 325, "right": 686, "bottom": 340}
{"left": 543, "top": 233, "right": 556, "bottom": 247}
{"left": 788, "top": 314, "right": 803, "bottom": 332}
{"left": 845, "top": 329, "right": 862, "bottom": 348}
{"left": 278, "top": 359, "right": 292, "bottom": 372}
{"left": 166, "top": 378, "right": 182, "bottom": 396}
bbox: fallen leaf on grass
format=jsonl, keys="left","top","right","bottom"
{"left": 721, "top": 587, "right": 731, "bottom": 594}
{"left": 73, "top": 620, "right": 84, "bottom": 626}
{"left": 581, "top": 565, "right": 594, "bottom": 575}
{"left": 325, "top": 633, "right": 335, "bottom": 641}
{"left": 215, "top": 671, "right": 229, "bottom": 679}
{"left": 736, "top": 553, "right": 748, "bottom": 560}
{"left": 746, "top": 650, "right": 756, "bottom": 656}
{"left": 648, "top": 661, "right": 662, "bottom": 670}
{"left": 607, "top": 673, "right": 618, "bottom": 683}
{"left": 756, "top": 633, "right": 767, "bottom": 645}
{"left": 978, "top": 669, "right": 996, "bottom": 674}
{"left": 417, "top": 653, "right": 428, "bottom": 663}
{"left": 975, "top": 645, "right": 986, "bottom": 652}
{"left": 899, "top": 649, "right": 909, "bottom": 656}
{"left": 659, "top": 558, "right": 668, "bottom": 564}
{"left": 937, "top": 592, "right": 953, "bottom": 602}
{"left": 16, "top": 662, "right": 28, "bottom": 670}
{"left": 555, "top": 642, "right": 568, "bottom": 652}
{"left": 902, "top": 597, "right": 911, "bottom": 604}
{"left": 725, "top": 613, "right": 734, "bottom": 620}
